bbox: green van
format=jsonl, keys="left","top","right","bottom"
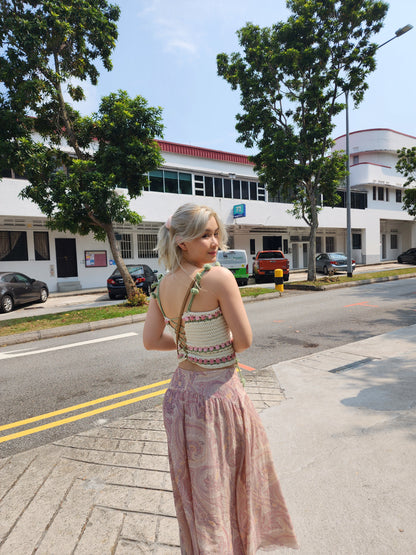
{"left": 217, "top": 250, "right": 249, "bottom": 286}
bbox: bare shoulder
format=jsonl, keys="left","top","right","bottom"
{"left": 203, "top": 265, "right": 238, "bottom": 292}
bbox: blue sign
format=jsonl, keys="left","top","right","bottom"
{"left": 233, "top": 204, "right": 246, "bottom": 218}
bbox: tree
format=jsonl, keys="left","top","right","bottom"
{"left": 0, "top": 1, "right": 164, "bottom": 299}
{"left": 16, "top": 91, "right": 164, "bottom": 298}
{"left": 217, "top": 0, "right": 388, "bottom": 280}
{"left": 396, "top": 148, "right": 416, "bottom": 218}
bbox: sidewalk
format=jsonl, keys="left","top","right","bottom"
{"left": 1, "top": 324, "right": 415, "bottom": 554}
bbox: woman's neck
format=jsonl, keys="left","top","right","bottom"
{"left": 179, "top": 260, "right": 204, "bottom": 278}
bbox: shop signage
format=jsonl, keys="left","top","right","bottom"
{"left": 233, "top": 203, "right": 246, "bottom": 218}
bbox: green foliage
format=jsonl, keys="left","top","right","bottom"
{"left": 217, "top": 0, "right": 388, "bottom": 279}
{"left": 0, "top": 1, "right": 164, "bottom": 298}
{"left": 16, "top": 91, "right": 164, "bottom": 240}
{"left": 0, "top": 0, "right": 120, "bottom": 125}
{"left": 396, "top": 147, "right": 416, "bottom": 217}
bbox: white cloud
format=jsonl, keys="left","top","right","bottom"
{"left": 166, "top": 38, "right": 197, "bottom": 55}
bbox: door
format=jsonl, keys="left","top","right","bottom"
{"left": 55, "top": 238, "right": 78, "bottom": 278}
{"left": 9, "top": 273, "right": 34, "bottom": 304}
{"left": 381, "top": 234, "right": 386, "bottom": 260}
{"left": 263, "top": 236, "right": 282, "bottom": 250}
{"left": 292, "top": 244, "right": 299, "bottom": 269}
{"left": 292, "top": 243, "right": 308, "bottom": 269}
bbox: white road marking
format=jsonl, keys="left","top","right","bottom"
{"left": 0, "top": 332, "right": 138, "bottom": 360}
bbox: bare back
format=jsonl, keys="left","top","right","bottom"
{"left": 158, "top": 267, "right": 220, "bottom": 320}
{"left": 143, "top": 265, "right": 252, "bottom": 365}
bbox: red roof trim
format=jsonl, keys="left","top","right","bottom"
{"left": 351, "top": 161, "right": 391, "bottom": 169}
{"left": 156, "top": 140, "right": 254, "bottom": 165}
{"left": 334, "top": 128, "right": 416, "bottom": 141}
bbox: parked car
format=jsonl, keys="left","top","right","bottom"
{"left": 397, "top": 248, "right": 416, "bottom": 264}
{"left": 107, "top": 264, "right": 158, "bottom": 299}
{"left": 0, "top": 271, "right": 49, "bottom": 313}
{"left": 217, "top": 250, "right": 249, "bottom": 286}
{"left": 315, "top": 252, "right": 355, "bottom": 275}
{"left": 252, "top": 250, "right": 290, "bottom": 283}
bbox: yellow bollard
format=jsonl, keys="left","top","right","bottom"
{"left": 274, "top": 268, "right": 284, "bottom": 296}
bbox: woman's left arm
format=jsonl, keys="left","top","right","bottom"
{"left": 211, "top": 267, "right": 252, "bottom": 353}
{"left": 143, "top": 297, "right": 177, "bottom": 351}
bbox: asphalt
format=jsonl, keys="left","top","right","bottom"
{"left": 1, "top": 268, "right": 416, "bottom": 553}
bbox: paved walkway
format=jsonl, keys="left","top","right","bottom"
{"left": 0, "top": 367, "right": 285, "bottom": 554}
{"left": 1, "top": 323, "right": 416, "bottom": 554}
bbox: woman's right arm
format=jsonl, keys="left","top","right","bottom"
{"left": 143, "top": 297, "right": 176, "bottom": 351}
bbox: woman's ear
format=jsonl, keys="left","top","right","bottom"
{"left": 178, "top": 242, "right": 187, "bottom": 251}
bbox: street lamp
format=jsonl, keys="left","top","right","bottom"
{"left": 344, "top": 24, "right": 413, "bottom": 277}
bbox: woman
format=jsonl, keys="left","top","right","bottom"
{"left": 143, "top": 203, "right": 298, "bottom": 554}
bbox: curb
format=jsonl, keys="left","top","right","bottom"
{"left": 284, "top": 271, "right": 416, "bottom": 290}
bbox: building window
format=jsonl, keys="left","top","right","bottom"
{"left": 205, "top": 176, "right": 214, "bottom": 196}
{"left": 250, "top": 238, "right": 256, "bottom": 255}
{"left": 224, "top": 179, "right": 232, "bottom": 198}
{"left": 241, "top": 180, "right": 249, "bottom": 200}
{"left": 352, "top": 233, "right": 362, "bottom": 250}
{"left": 194, "top": 175, "right": 204, "bottom": 196}
{"left": 233, "top": 180, "right": 241, "bottom": 199}
{"left": 316, "top": 236, "right": 322, "bottom": 253}
{"left": 352, "top": 155, "right": 359, "bottom": 164}
{"left": 391, "top": 234, "right": 398, "bottom": 250}
{"left": 214, "top": 177, "right": 223, "bottom": 197}
{"left": 34, "top": 231, "right": 50, "bottom": 260}
{"left": 179, "top": 173, "right": 192, "bottom": 194}
{"left": 283, "top": 238, "right": 289, "bottom": 254}
{"left": 137, "top": 234, "right": 158, "bottom": 258}
{"left": 148, "top": 170, "right": 192, "bottom": 195}
{"left": 352, "top": 192, "right": 367, "bottom": 209}
{"left": 373, "top": 186, "right": 377, "bottom": 200}
{"left": 0, "top": 231, "right": 28, "bottom": 261}
{"left": 172, "top": 172, "right": 263, "bottom": 201}
{"left": 250, "top": 181, "right": 257, "bottom": 200}
{"left": 378, "top": 187, "right": 384, "bottom": 201}
{"left": 120, "top": 234, "right": 132, "bottom": 259}
{"left": 396, "top": 190, "right": 402, "bottom": 203}
{"left": 164, "top": 171, "right": 179, "bottom": 194}
{"left": 257, "top": 183, "right": 265, "bottom": 201}
{"left": 385, "top": 188, "right": 389, "bottom": 202}
{"left": 149, "top": 170, "right": 163, "bottom": 192}
{"left": 325, "top": 236, "right": 335, "bottom": 252}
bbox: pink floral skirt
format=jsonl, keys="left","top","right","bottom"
{"left": 163, "top": 366, "right": 298, "bottom": 554}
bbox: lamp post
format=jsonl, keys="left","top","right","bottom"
{"left": 344, "top": 24, "right": 413, "bottom": 277}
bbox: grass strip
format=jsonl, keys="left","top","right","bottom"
{"left": 0, "top": 304, "right": 148, "bottom": 337}
{"left": 239, "top": 287, "right": 273, "bottom": 297}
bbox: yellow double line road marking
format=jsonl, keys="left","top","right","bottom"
{"left": 0, "top": 379, "right": 170, "bottom": 444}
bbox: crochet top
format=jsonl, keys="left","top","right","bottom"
{"left": 152, "top": 263, "right": 236, "bottom": 369}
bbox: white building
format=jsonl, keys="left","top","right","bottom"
{"left": 1, "top": 129, "right": 415, "bottom": 292}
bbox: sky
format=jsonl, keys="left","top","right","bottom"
{"left": 76, "top": 0, "right": 416, "bottom": 155}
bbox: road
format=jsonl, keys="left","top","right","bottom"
{"left": 0, "top": 261, "right": 412, "bottom": 321}
{"left": 1, "top": 277, "right": 415, "bottom": 457}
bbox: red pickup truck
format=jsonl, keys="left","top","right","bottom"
{"left": 252, "top": 250, "right": 290, "bottom": 284}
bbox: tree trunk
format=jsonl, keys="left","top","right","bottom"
{"left": 105, "top": 223, "right": 136, "bottom": 299}
{"left": 307, "top": 197, "right": 319, "bottom": 282}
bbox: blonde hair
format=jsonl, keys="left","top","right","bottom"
{"left": 156, "top": 203, "right": 228, "bottom": 272}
